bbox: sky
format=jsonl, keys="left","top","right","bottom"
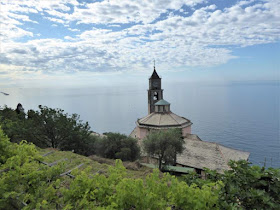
{"left": 0, "top": 0, "right": 279, "bottom": 88}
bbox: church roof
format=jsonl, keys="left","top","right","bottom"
{"left": 150, "top": 68, "right": 160, "bottom": 79}
{"left": 176, "top": 136, "right": 250, "bottom": 173}
{"left": 137, "top": 111, "right": 192, "bottom": 128}
{"left": 155, "top": 99, "right": 170, "bottom": 106}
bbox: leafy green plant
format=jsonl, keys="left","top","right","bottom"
{"left": 63, "top": 160, "right": 221, "bottom": 210}
{"left": 184, "top": 160, "right": 280, "bottom": 209}
{"left": 0, "top": 128, "right": 14, "bottom": 164}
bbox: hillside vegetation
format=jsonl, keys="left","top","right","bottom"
{"left": 0, "top": 129, "right": 221, "bottom": 209}
{"left": 0, "top": 105, "right": 140, "bottom": 161}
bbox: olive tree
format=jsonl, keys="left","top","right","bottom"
{"left": 143, "top": 128, "right": 184, "bottom": 171}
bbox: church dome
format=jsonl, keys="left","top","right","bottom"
{"left": 137, "top": 111, "right": 192, "bottom": 128}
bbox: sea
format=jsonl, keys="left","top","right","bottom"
{"left": 0, "top": 81, "right": 279, "bottom": 168}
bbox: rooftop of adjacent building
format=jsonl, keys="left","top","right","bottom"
{"left": 176, "top": 134, "right": 250, "bottom": 173}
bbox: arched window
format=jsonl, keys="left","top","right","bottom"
{"left": 153, "top": 92, "right": 158, "bottom": 100}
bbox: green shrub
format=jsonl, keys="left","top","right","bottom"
{"left": 95, "top": 132, "right": 140, "bottom": 161}
{"left": 184, "top": 160, "right": 280, "bottom": 209}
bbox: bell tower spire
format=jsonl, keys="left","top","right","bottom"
{"left": 148, "top": 62, "right": 163, "bottom": 114}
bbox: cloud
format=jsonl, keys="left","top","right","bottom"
{"left": 0, "top": 0, "right": 279, "bottom": 87}
{"left": 7, "top": 13, "right": 38, "bottom": 24}
{"left": 44, "top": 16, "right": 67, "bottom": 25}
{"left": 68, "top": 0, "right": 206, "bottom": 25}
{"left": 0, "top": 0, "right": 79, "bottom": 40}
{"left": 68, "top": 28, "right": 80, "bottom": 32}
{"left": 64, "top": 36, "right": 76, "bottom": 40}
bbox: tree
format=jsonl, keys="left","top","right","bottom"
{"left": 27, "top": 106, "right": 92, "bottom": 153}
{"left": 95, "top": 132, "right": 140, "bottom": 161}
{"left": 0, "top": 105, "right": 27, "bottom": 144}
{"left": 143, "top": 128, "right": 184, "bottom": 171}
{"left": 0, "top": 105, "right": 94, "bottom": 156}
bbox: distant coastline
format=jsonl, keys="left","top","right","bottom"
{"left": 0, "top": 92, "right": 9, "bottom": 96}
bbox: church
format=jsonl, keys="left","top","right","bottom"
{"left": 130, "top": 66, "right": 250, "bottom": 174}
{"left": 131, "top": 67, "right": 192, "bottom": 139}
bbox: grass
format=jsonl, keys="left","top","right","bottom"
{"left": 37, "top": 148, "right": 153, "bottom": 180}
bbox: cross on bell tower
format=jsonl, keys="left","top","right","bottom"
{"left": 148, "top": 61, "right": 163, "bottom": 114}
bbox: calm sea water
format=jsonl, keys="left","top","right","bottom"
{"left": 0, "top": 82, "right": 279, "bottom": 167}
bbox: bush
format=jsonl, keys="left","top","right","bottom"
{"left": 62, "top": 160, "right": 221, "bottom": 210}
{"left": 0, "top": 128, "right": 14, "bottom": 164}
{"left": 95, "top": 132, "right": 140, "bottom": 161}
{"left": 184, "top": 160, "right": 280, "bottom": 209}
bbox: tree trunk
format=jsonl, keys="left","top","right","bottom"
{"left": 159, "top": 156, "right": 162, "bottom": 171}
{"left": 173, "top": 151, "right": 177, "bottom": 166}
{"left": 51, "top": 139, "right": 55, "bottom": 148}
{"left": 159, "top": 151, "right": 164, "bottom": 171}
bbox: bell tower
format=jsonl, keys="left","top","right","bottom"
{"left": 148, "top": 65, "right": 163, "bottom": 114}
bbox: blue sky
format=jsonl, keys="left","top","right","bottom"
{"left": 0, "top": 0, "right": 279, "bottom": 87}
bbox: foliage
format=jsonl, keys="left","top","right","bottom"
{"left": 27, "top": 106, "right": 91, "bottom": 150}
{"left": 0, "top": 130, "right": 65, "bottom": 209}
{"left": 0, "top": 128, "right": 15, "bottom": 164}
{"left": 0, "top": 130, "right": 221, "bottom": 209}
{"left": 0, "top": 106, "right": 28, "bottom": 144}
{"left": 2, "top": 128, "right": 279, "bottom": 209}
{"left": 0, "top": 105, "right": 140, "bottom": 160}
{"left": 95, "top": 132, "right": 140, "bottom": 161}
{"left": 143, "top": 128, "right": 184, "bottom": 170}
{"left": 184, "top": 160, "right": 280, "bottom": 209}
{"left": 63, "top": 161, "right": 221, "bottom": 210}
{"left": 0, "top": 105, "right": 94, "bottom": 156}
